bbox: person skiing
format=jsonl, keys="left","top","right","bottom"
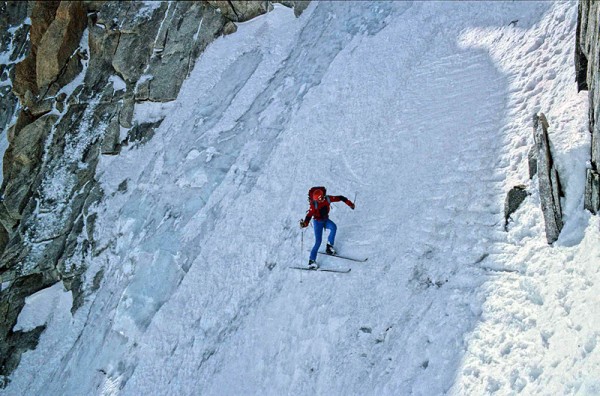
{"left": 300, "top": 187, "right": 355, "bottom": 269}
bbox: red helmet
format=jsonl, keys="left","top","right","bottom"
{"left": 312, "top": 189, "right": 324, "bottom": 201}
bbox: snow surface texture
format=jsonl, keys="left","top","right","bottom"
{"left": 4, "top": 1, "right": 599, "bottom": 395}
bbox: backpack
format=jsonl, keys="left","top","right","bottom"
{"left": 308, "top": 186, "right": 328, "bottom": 208}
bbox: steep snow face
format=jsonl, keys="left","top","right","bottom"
{"left": 3, "top": 1, "right": 595, "bottom": 395}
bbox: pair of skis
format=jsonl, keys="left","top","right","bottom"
{"left": 290, "top": 251, "right": 368, "bottom": 273}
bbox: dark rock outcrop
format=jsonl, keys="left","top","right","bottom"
{"left": 586, "top": 169, "right": 599, "bottom": 212}
{"left": 528, "top": 146, "right": 537, "bottom": 179}
{"left": 208, "top": 0, "right": 310, "bottom": 22}
{"left": 576, "top": 0, "right": 600, "bottom": 214}
{"left": 13, "top": 1, "right": 60, "bottom": 102}
{"left": 504, "top": 185, "right": 529, "bottom": 230}
{"left": 533, "top": 113, "right": 564, "bottom": 244}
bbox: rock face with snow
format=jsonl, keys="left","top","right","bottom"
{"left": 0, "top": 2, "right": 30, "bottom": 157}
{"left": 576, "top": 0, "right": 600, "bottom": 214}
{"left": 0, "top": 0, "right": 307, "bottom": 384}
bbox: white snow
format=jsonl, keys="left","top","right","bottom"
{"left": 136, "top": 74, "right": 153, "bottom": 86}
{"left": 3, "top": 1, "right": 599, "bottom": 395}
{"left": 109, "top": 75, "right": 127, "bottom": 92}
{"left": 13, "top": 282, "right": 72, "bottom": 333}
{"left": 132, "top": 100, "right": 176, "bottom": 124}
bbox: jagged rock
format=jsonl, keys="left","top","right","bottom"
{"left": 101, "top": 112, "right": 122, "bottom": 155}
{"left": 119, "top": 94, "right": 135, "bottom": 128}
{"left": 13, "top": 56, "right": 38, "bottom": 103}
{"left": 207, "top": 1, "right": 271, "bottom": 22}
{"left": 55, "top": 92, "right": 66, "bottom": 113}
{"left": 0, "top": 2, "right": 30, "bottom": 29}
{"left": 133, "top": 2, "right": 230, "bottom": 102}
{"left": 0, "top": 88, "right": 18, "bottom": 132}
{"left": 57, "top": 184, "right": 102, "bottom": 278}
{"left": 127, "top": 120, "right": 162, "bottom": 146}
{"left": 575, "top": 6, "right": 588, "bottom": 92}
{"left": 1, "top": 114, "right": 57, "bottom": 229}
{"left": 0, "top": 2, "right": 31, "bottom": 138}
{"left": 47, "top": 43, "right": 87, "bottom": 99}
{"left": 576, "top": 0, "right": 600, "bottom": 213}
{"left": 504, "top": 185, "right": 528, "bottom": 230}
{"left": 279, "top": 1, "right": 311, "bottom": 17}
{"left": 533, "top": 113, "right": 563, "bottom": 244}
{"left": 36, "top": 1, "right": 87, "bottom": 90}
{"left": 528, "top": 145, "right": 537, "bottom": 179}
{"left": 208, "top": 0, "right": 309, "bottom": 21}
{"left": 86, "top": 23, "right": 122, "bottom": 94}
{"left": 7, "top": 108, "right": 34, "bottom": 142}
{"left": 223, "top": 21, "right": 238, "bottom": 36}
{"left": 13, "top": 1, "right": 60, "bottom": 100}
{"left": 110, "top": 3, "right": 168, "bottom": 84}
{"left": 585, "top": 169, "right": 599, "bottom": 213}
{"left": 28, "top": 97, "right": 53, "bottom": 117}
{"left": 0, "top": 226, "right": 7, "bottom": 258}
{"left": 117, "top": 179, "right": 128, "bottom": 193}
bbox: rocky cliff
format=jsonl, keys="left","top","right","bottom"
{"left": 0, "top": 0, "right": 308, "bottom": 384}
{"left": 576, "top": 0, "right": 600, "bottom": 213}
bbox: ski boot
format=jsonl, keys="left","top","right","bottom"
{"left": 308, "top": 260, "right": 319, "bottom": 270}
{"left": 326, "top": 243, "right": 336, "bottom": 255}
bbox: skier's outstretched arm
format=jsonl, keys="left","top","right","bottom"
{"left": 329, "top": 195, "right": 355, "bottom": 210}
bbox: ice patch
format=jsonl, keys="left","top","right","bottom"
{"left": 13, "top": 282, "right": 72, "bottom": 332}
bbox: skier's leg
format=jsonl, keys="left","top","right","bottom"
{"left": 326, "top": 219, "right": 337, "bottom": 246}
{"left": 310, "top": 220, "right": 325, "bottom": 261}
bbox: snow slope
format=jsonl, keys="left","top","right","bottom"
{"left": 4, "top": 1, "right": 599, "bottom": 395}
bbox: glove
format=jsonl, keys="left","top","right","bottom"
{"left": 299, "top": 219, "right": 308, "bottom": 228}
{"left": 348, "top": 201, "right": 355, "bottom": 210}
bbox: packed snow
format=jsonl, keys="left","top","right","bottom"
{"left": 4, "top": 1, "right": 600, "bottom": 395}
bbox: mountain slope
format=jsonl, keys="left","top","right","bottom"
{"left": 4, "top": 2, "right": 596, "bottom": 395}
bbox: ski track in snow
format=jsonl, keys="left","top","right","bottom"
{"left": 3, "top": 1, "right": 598, "bottom": 395}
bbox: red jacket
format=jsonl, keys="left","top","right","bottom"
{"left": 304, "top": 195, "right": 352, "bottom": 223}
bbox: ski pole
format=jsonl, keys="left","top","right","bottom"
{"left": 300, "top": 225, "right": 305, "bottom": 283}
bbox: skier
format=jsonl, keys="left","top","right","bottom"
{"left": 300, "top": 187, "right": 355, "bottom": 269}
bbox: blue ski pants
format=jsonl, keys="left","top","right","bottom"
{"left": 310, "top": 219, "right": 337, "bottom": 261}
